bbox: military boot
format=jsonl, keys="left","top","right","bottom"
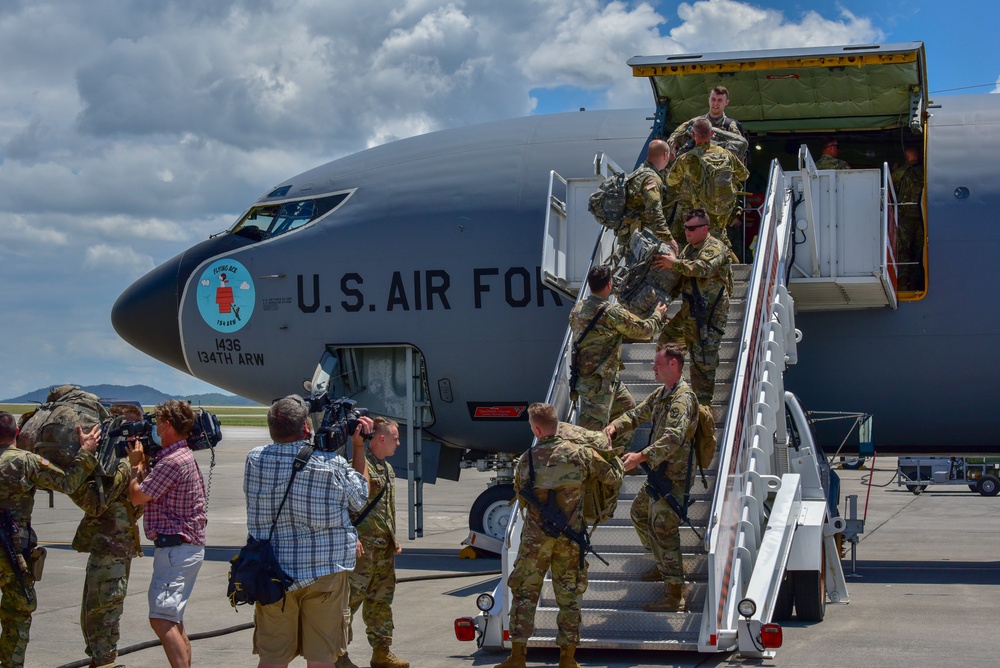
{"left": 642, "top": 583, "right": 686, "bottom": 612}
{"left": 558, "top": 645, "right": 580, "bottom": 668}
{"left": 370, "top": 646, "right": 409, "bottom": 668}
{"left": 493, "top": 641, "right": 527, "bottom": 668}
{"left": 335, "top": 652, "right": 360, "bottom": 668}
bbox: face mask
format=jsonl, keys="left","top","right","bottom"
{"left": 151, "top": 425, "right": 163, "bottom": 447}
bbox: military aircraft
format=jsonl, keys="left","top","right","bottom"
{"left": 113, "top": 42, "right": 1000, "bottom": 540}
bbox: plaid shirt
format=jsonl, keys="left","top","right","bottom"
{"left": 139, "top": 440, "right": 208, "bottom": 545}
{"left": 244, "top": 440, "right": 369, "bottom": 590}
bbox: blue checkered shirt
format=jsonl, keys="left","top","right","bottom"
{"left": 244, "top": 440, "right": 369, "bottom": 590}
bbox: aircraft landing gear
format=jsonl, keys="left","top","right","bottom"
{"left": 469, "top": 484, "right": 515, "bottom": 540}
{"left": 461, "top": 453, "right": 517, "bottom": 556}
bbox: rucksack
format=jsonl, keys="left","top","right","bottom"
{"left": 17, "top": 385, "right": 110, "bottom": 467}
{"left": 613, "top": 228, "right": 679, "bottom": 318}
{"left": 587, "top": 170, "right": 631, "bottom": 232}
{"left": 582, "top": 447, "right": 625, "bottom": 527}
{"left": 692, "top": 404, "right": 718, "bottom": 488}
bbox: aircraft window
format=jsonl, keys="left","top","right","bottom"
{"left": 229, "top": 193, "right": 349, "bottom": 241}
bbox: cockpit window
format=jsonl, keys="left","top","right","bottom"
{"left": 229, "top": 192, "right": 350, "bottom": 241}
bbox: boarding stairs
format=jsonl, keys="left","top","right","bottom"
{"left": 477, "top": 147, "right": 897, "bottom": 656}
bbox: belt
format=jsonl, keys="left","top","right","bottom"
{"left": 153, "top": 534, "right": 189, "bottom": 548}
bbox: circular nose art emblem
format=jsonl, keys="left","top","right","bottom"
{"left": 196, "top": 259, "right": 255, "bottom": 333}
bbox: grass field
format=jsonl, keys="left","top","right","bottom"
{"left": 0, "top": 404, "right": 269, "bottom": 428}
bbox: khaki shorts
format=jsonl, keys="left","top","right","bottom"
{"left": 253, "top": 571, "right": 351, "bottom": 664}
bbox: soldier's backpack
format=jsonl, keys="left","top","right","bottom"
{"left": 17, "top": 385, "right": 110, "bottom": 467}
{"left": 692, "top": 404, "right": 718, "bottom": 489}
{"left": 582, "top": 447, "right": 625, "bottom": 528}
{"left": 587, "top": 170, "right": 632, "bottom": 232}
{"left": 613, "top": 228, "right": 678, "bottom": 317}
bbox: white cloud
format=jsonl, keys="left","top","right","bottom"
{"left": 0, "top": 0, "right": 887, "bottom": 398}
{"left": 83, "top": 243, "right": 156, "bottom": 276}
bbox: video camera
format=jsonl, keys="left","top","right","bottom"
{"left": 304, "top": 392, "right": 370, "bottom": 452}
{"left": 105, "top": 409, "right": 223, "bottom": 461}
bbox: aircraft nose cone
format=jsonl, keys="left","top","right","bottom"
{"left": 112, "top": 254, "right": 188, "bottom": 372}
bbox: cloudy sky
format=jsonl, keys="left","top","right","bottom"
{"left": 1, "top": 0, "right": 996, "bottom": 400}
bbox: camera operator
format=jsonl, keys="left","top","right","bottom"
{"left": 127, "top": 400, "right": 207, "bottom": 668}
{"left": 69, "top": 403, "right": 145, "bottom": 668}
{"left": 244, "top": 395, "right": 371, "bottom": 668}
{"left": 0, "top": 410, "right": 100, "bottom": 668}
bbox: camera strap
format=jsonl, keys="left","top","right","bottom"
{"left": 266, "top": 444, "right": 314, "bottom": 542}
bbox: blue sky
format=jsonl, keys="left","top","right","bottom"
{"left": 0, "top": 0, "right": 997, "bottom": 400}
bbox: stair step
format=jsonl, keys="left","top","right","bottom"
{"left": 583, "top": 552, "right": 709, "bottom": 579}
{"left": 540, "top": 580, "right": 708, "bottom": 610}
{"left": 590, "top": 525, "right": 706, "bottom": 551}
{"left": 530, "top": 607, "right": 702, "bottom": 645}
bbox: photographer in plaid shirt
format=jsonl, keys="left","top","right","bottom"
{"left": 127, "top": 399, "right": 208, "bottom": 668}
{"left": 244, "top": 395, "right": 371, "bottom": 668}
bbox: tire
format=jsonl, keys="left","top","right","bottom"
{"left": 977, "top": 475, "right": 1000, "bottom": 497}
{"left": 792, "top": 569, "right": 826, "bottom": 622}
{"left": 469, "top": 484, "right": 516, "bottom": 544}
{"left": 773, "top": 576, "right": 795, "bottom": 621}
{"left": 841, "top": 457, "right": 866, "bottom": 470}
{"left": 907, "top": 484, "right": 925, "bottom": 495}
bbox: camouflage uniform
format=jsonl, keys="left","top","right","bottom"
{"left": 892, "top": 160, "right": 925, "bottom": 291}
{"left": 570, "top": 294, "right": 667, "bottom": 449}
{"left": 667, "top": 114, "right": 746, "bottom": 158}
{"left": 618, "top": 161, "right": 675, "bottom": 247}
{"left": 659, "top": 233, "right": 733, "bottom": 405}
{"left": 348, "top": 449, "right": 398, "bottom": 651}
{"left": 815, "top": 154, "right": 850, "bottom": 170}
{"left": 608, "top": 380, "right": 698, "bottom": 585}
{"left": 667, "top": 143, "right": 749, "bottom": 245}
{"left": 508, "top": 433, "right": 618, "bottom": 646}
{"left": 69, "top": 459, "right": 143, "bottom": 667}
{"left": 0, "top": 444, "right": 96, "bottom": 668}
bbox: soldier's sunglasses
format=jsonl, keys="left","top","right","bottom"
{"left": 684, "top": 223, "right": 708, "bottom": 230}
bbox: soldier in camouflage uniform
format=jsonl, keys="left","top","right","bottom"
{"left": 605, "top": 345, "right": 698, "bottom": 611}
{"left": 0, "top": 411, "right": 100, "bottom": 668}
{"left": 495, "top": 404, "right": 620, "bottom": 668}
{"left": 69, "top": 404, "right": 144, "bottom": 668}
{"left": 667, "top": 118, "right": 749, "bottom": 247}
{"left": 570, "top": 266, "right": 667, "bottom": 451}
{"left": 617, "top": 140, "right": 677, "bottom": 250}
{"left": 667, "top": 85, "right": 747, "bottom": 161}
{"left": 653, "top": 209, "right": 733, "bottom": 406}
{"left": 892, "top": 146, "right": 925, "bottom": 291}
{"left": 342, "top": 417, "right": 408, "bottom": 668}
{"left": 815, "top": 138, "right": 850, "bottom": 170}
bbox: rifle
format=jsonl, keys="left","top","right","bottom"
{"left": 520, "top": 450, "right": 609, "bottom": 569}
{"left": 569, "top": 304, "right": 608, "bottom": 402}
{"left": 684, "top": 281, "right": 725, "bottom": 362}
{"left": 0, "top": 509, "right": 33, "bottom": 603}
{"left": 638, "top": 461, "right": 703, "bottom": 541}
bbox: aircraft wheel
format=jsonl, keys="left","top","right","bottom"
{"left": 906, "top": 484, "right": 925, "bottom": 495}
{"left": 792, "top": 569, "right": 826, "bottom": 622}
{"left": 773, "top": 575, "right": 794, "bottom": 622}
{"left": 469, "top": 484, "right": 516, "bottom": 550}
{"left": 977, "top": 475, "right": 1000, "bottom": 497}
{"left": 840, "top": 457, "right": 866, "bottom": 470}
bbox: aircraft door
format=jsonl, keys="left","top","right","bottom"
{"left": 540, "top": 152, "right": 620, "bottom": 298}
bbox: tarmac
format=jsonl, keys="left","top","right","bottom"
{"left": 19, "top": 426, "right": 1000, "bottom": 667}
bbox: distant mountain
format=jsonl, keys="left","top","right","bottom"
{"left": 3, "top": 384, "right": 262, "bottom": 407}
